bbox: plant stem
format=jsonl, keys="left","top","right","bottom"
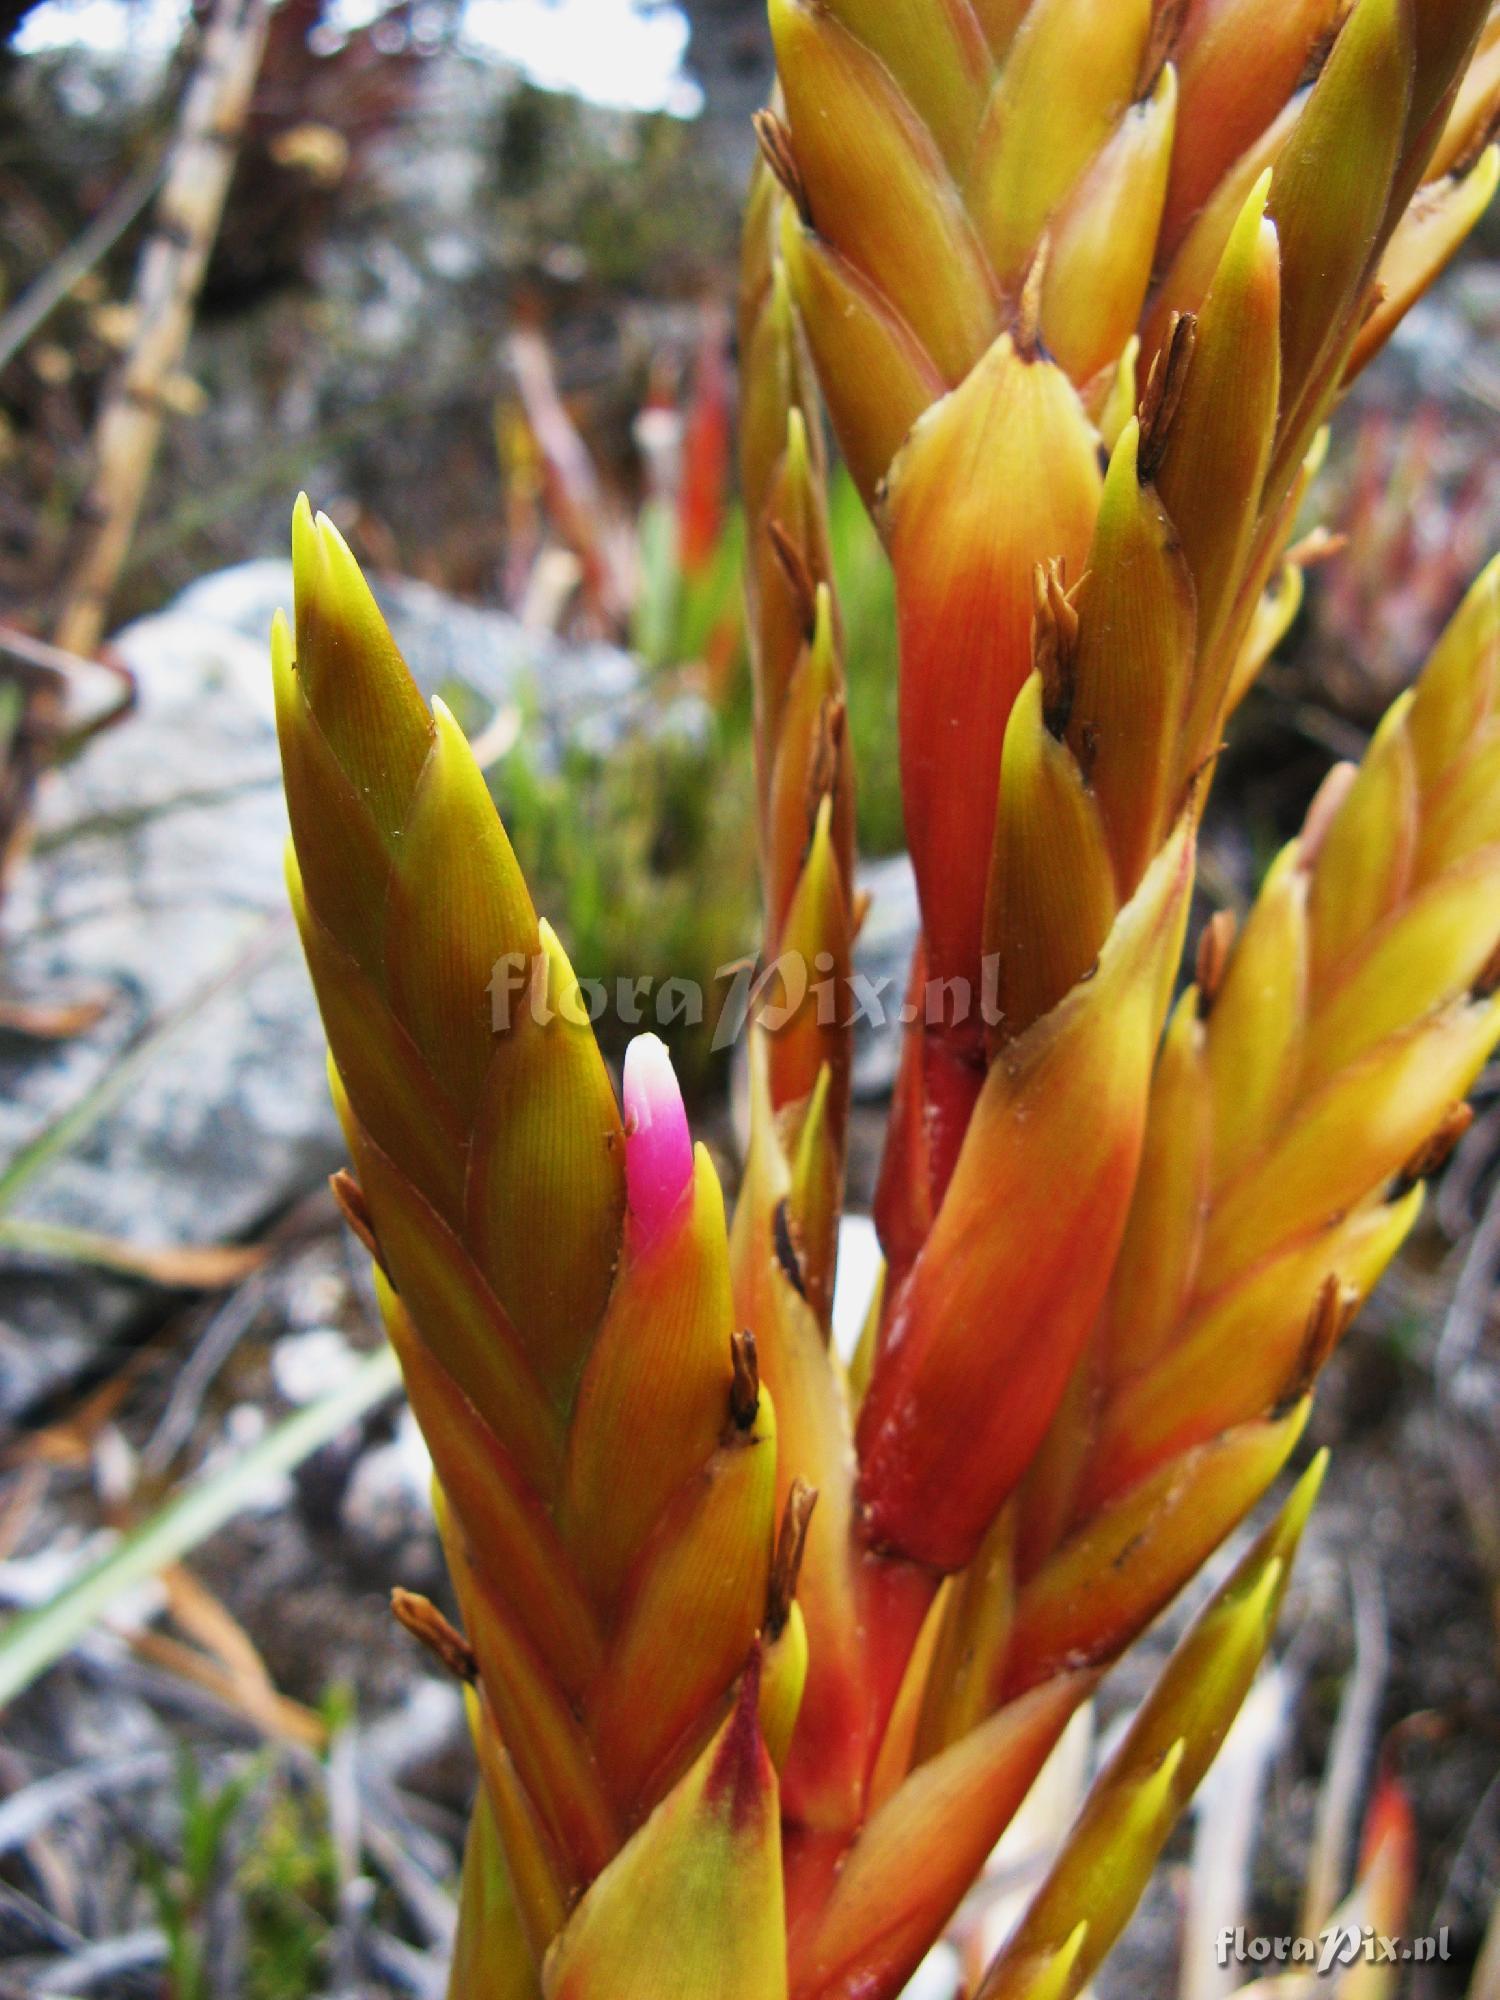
{"left": 52, "top": 0, "right": 274, "bottom": 659}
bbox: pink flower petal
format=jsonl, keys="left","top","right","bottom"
{"left": 623, "top": 1034, "right": 693, "bottom": 1245}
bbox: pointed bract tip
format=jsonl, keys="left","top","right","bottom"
{"left": 1157, "top": 1734, "right": 1188, "bottom": 1791}
{"left": 270, "top": 606, "right": 293, "bottom": 665}
{"left": 623, "top": 1033, "right": 694, "bottom": 1244}
{"left": 313, "top": 505, "right": 376, "bottom": 598}
{"left": 1059, "top": 1921, "right": 1090, "bottom": 1973}
{"left": 1265, "top": 1450, "right": 1329, "bottom": 1562}
{"left": 811, "top": 785, "right": 835, "bottom": 849}
{"left": 290, "top": 495, "right": 372, "bottom": 630}
{"left": 429, "top": 694, "right": 469, "bottom": 757}
{"left": 785, "top": 401, "right": 811, "bottom": 480}
{"left": 1295, "top": 1445, "right": 1330, "bottom": 1511}
{"left": 812, "top": 579, "right": 835, "bottom": 664}
{"left": 290, "top": 491, "right": 319, "bottom": 578}
{"left": 1246, "top": 1554, "right": 1284, "bottom": 1627}
{"left": 282, "top": 838, "right": 306, "bottom": 918}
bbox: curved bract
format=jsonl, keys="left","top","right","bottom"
{"left": 766, "top": 0, "right": 1499, "bottom": 1250}
{"left": 271, "top": 3, "right": 1500, "bottom": 1994}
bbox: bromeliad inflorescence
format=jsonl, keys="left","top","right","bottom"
{"left": 274, "top": 3, "right": 1500, "bottom": 1994}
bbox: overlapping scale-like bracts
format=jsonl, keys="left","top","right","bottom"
{"left": 753, "top": 5, "right": 1500, "bottom": 1988}
{"left": 736, "top": 158, "right": 870, "bottom": 1839}
{"left": 276, "top": 502, "right": 795, "bottom": 1998}
{"left": 738, "top": 156, "right": 857, "bottom": 1330}
{"left": 763, "top": 0, "right": 1500, "bottom": 1581}
{"left": 767, "top": 0, "right": 1498, "bottom": 1220}
{"left": 271, "top": 4, "right": 1500, "bottom": 1993}
{"left": 784, "top": 575, "right": 1500, "bottom": 1999}
{"left": 972, "top": 1464, "right": 1326, "bottom": 2000}
{"left": 1072, "top": 558, "right": 1500, "bottom": 1541}
{"left": 870, "top": 573, "right": 1500, "bottom": 1917}
{"left": 769, "top": 1, "right": 1499, "bottom": 974}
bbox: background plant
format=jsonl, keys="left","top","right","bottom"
{"left": 487, "top": 304, "right": 759, "bottom": 1086}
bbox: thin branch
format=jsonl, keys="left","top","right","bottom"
{"left": 52, "top": 0, "right": 274, "bottom": 658}
{"left": 0, "top": 154, "right": 166, "bottom": 377}
{"left": 1299, "top": 1564, "right": 1388, "bottom": 1936}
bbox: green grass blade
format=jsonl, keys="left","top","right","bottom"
{"left": 0, "top": 1344, "right": 401, "bottom": 1708}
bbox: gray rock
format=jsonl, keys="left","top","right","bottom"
{"left": 0, "top": 562, "right": 640, "bottom": 1416}
{"left": 169, "top": 559, "right": 647, "bottom": 765}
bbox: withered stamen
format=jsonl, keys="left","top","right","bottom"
{"left": 1032, "top": 557, "right": 1079, "bottom": 739}
{"left": 1014, "top": 232, "right": 1050, "bottom": 359}
{"left": 1284, "top": 526, "right": 1348, "bottom": 572}
{"left": 730, "top": 1328, "right": 761, "bottom": 1431}
{"left": 1474, "top": 935, "right": 1500, "bottom": 1000}
{"left": 753, "top": 109, "right": 811, "bottom": 226}
{"left": 330, "top": 1170, "right": 387, "bottom": 1277}
{"left": 1298, "top": 23, "right": 1340, "bottom": 91}
{"left": 1194, "top": 910, "right": 1237, "bottom": 1013}
{"left": 773, "top": 1198, "right": 809, "bottom": 1299}
{"left": 1277, "top": 1273, "right": 1359, "bottom": 1412}
{"left": 1395, "top": 1102, "right": 1475, "bottom": 1196}
{"left": 1077, "top": 717, "right": 1101, "bottom": 785}
{"left": 1137, "top": 313, "right": 1197, "bottom": 482}
{"left": 807, "top": 695, "right": 846, "bottom": 829}
{"left": 766, "top": 1480, "right": 818, "bottom": 1639}
{"left": 1138, "top": 0, "right": 1189, "bottom": 98}
{"left": 768, "top": 518, "right": 820, "bottom": 642}
{"left": 391, "top": 1588, "right": 478, "bottom": 1684}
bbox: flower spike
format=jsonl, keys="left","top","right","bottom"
{"left": 273, "top": 7, "right": 1500, "bottom": 1992}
